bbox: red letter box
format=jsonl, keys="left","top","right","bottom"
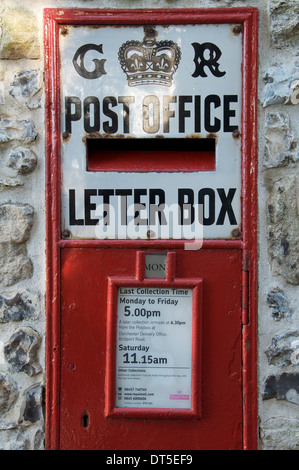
{"left": 45, "top": 8, "right": 258, "bottom": 450}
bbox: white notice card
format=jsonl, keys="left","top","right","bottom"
{"left": 115, "top": 286, "right": 193, "bottom": 409}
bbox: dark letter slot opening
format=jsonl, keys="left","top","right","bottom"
{"left": 86, "top": 138, "right": 215, "bottom": 172}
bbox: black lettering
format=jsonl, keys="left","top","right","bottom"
{"left": 145, "top": 263, "right": 165, "bottom": 272}
{"left": 118, "top": 96, "right": 135, "bottom": 134}
{"left": 216, "top": 188, "right": 237, "bottom": 225}
{"left": 65, "top": 96, "right": 81, "bottom": 134}
{"left": 84, "top": 189, "right": 98, "bottom": 225}
{"left": 98, "top": 189, "right": 114, "bottom": 225}
{"left": 191, "top": 42, "right": 226, "bottom": 78}
{"left": 205, "top": 95, "right": 221, "bottom": 132}
{"left": 179, "top": 96, "right": 192, "bottom": 133}
{"left": 224, "top": 95, "right": 238, "bottom": 132}
{"left": 69, "top": 189, "right": 84, "bottom": 225}
{"left": 116, "top": 189, "right": 132, "bottom": 225}
{"left": 134, "top": 189, "right": 148, "bottom": 225}
{"left": 149, "top": 189, "right": 166, "bottom": 225}
{"left": 194, "top": 95, "right": 201, "bottom": 133}
{"left": 84, "top": 96, "right": 100, "bottom": 133}
{"left": 103, "top": 97, "right": 118, "bottom": 134}
{"left": 198, "top": 188, "right": 215, "bottom": 225}
{"left": 73, "top": 44, "right": 107, "bottom": 79}
{"left": 178, "top": 189, "right": 194, "bottom": 225}
{"left": 65, "top": 93, "right": 239, "bottom": 137}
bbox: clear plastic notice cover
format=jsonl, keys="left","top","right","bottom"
{"left": 115, "top": 286, "right": 193, "bottom": 409}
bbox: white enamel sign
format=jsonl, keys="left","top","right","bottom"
{"left": 115, "top": 286, "right": 193, "bottom": 409}
{"left": 59, "top": 24, "right": 242, "bottom": 239}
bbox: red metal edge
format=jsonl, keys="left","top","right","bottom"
{"left": 44, "top": 7, "right": 259, "bottom": 450}
{"left": 58, "top": 239, "right": 243, "bottom": 249}
{"left": 241, "top": 8, "right": 258, "bottom": 450}
{"left": 43, "top": 7, "right": 258, "bottom": 25}
{"left": 105, "top": 276, "right": 203, "bottom": 420}
{"left": 44, "top": 10, "right": 61, "bottom": 451}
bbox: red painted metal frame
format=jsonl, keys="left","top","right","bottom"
{"left": 44, "top": 8, "right": 258, "bottom": 450}
{"left": 106, "top": 280, "right": 202, "bottom": 419}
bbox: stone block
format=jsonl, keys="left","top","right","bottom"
{"left": 4, "top": 327, "right": 42, "bottom": 376}
{"left": 0, "top": 431, "right": 29, "bottom": 450}
{"left": 0, "top": 290, "right": 40, "bottom": 323}
{"left": 265, "top": 331, "right": 299, "bottom": 366}
{"left": 20, "top": 384, "right": 43, "bottom": 425}
{"left": 262, "top": 63, "right": 299, "bottom": 107}
{"left": 9, "top": 71, "right": 42, "bottom": 110}
{"left": 34, "top": 430, "right": 44, "bottom": 450}
{"left": 289, "top": 80, "right": 299, "bottom": 105}
{"left": 267, "top": 176, "right": 299, "bottom": 285}
{"left": 267, "top": 288, "right": 292, "bottom": 321}
{"left": 264, "top": 112, "right": 298, "bottom": 168}
{"left": 263, "top": 372, "right": 299, "bottom": 405}
{"left": 0, "top": 118, "right": 37, "bottom": 143}
{"left": 0, "top": 203, "right": 34, "bottom": 286}
{"left": 0, "top": 243, "right": 33, "bottom": 287}
{"left": 0, "top": 82, "right": 4, "bottom": 106}
{"left": 0, "top": 9, "right": 40, "bottom": 59}
{"left": 0, "top": 177, "right": 22, "bottom": 191}
{"left": 0, "top": 373, "right": 18, "bottom": 416}
{"left": 0, "top": 203, "right": 34, "bottom": 244}
{"left": 269, "top": 0, "right": 299, "bottom": 49}
{"left": 6, "top": 147, "right": 37, "bottom": 175}
{"left": 260, "top": 417, "right": 299, "bottom": 450}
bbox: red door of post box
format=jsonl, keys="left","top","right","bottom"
{"left": 45, "top": 8, "right": 258, "bottom": 450}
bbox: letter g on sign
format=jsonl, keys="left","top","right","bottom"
{"left": 73, "top": 44, "right": 107, "bottom": 79}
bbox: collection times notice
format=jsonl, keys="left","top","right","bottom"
{"left": 115, "top": 286, "right": 193, "bottom": 409}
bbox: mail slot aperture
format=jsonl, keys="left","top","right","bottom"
{"left": 86, "top": 138, "right": 215, "bottom": 172}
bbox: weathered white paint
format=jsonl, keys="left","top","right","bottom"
{"left": 60, "top": 23, "right": 242, "bottom": 239}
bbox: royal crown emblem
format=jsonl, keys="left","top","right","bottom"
{"left": 118, "top": 26, "right": 181, "bottom": 87}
